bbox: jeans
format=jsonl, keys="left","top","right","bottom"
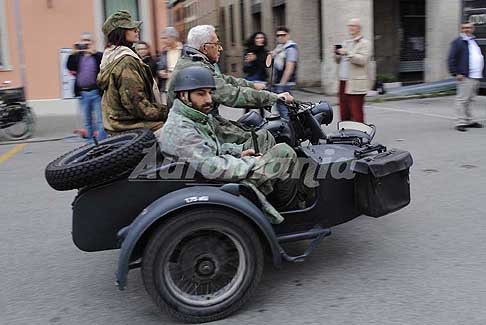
{"left": 274, "top": 84, "right": 293, "bottom": 120}
{"left": 79, "top": 89, "right": 107, "bottom": 142}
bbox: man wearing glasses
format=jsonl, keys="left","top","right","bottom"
{"left": 167, "top": 24, "right": 293, "bottom": 146}
{"left": 271, "top": 26, "right": 299, "bottom": 120}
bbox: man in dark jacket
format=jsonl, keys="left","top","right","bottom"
{"left": 448, "top": 22, "right": 485, "bottom": 132}
{"left": 67, "top": 32, "right": 107, "bottom": 142}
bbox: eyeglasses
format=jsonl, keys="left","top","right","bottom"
{"left": 204, "top": 42, "right": 223, "bottom": 48}
{"left": 276, "top": 33, "right": 288, "bottom": 38}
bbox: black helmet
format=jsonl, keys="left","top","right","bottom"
{"left": 173, "top": 66, "right": 216, "bottom": 92}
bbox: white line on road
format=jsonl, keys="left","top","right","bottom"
{"left": 366, "top": 105, "right": 456, "bottom": 120}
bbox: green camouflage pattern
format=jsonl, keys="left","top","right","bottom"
{"left": 159, "top": 99, "right": 298, "bottom": 223}
{"left": 167, "top": 47, "right": 279, "bottom": 111}
{"left": 102, "top": 10, "right": 142, "bottom": 36}
{"left": 97, "top": 54, "right": 167, "bottom": 132}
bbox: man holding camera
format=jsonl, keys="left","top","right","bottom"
{"left": 335, "top": 18, "right": 371, "bottom": 123}
{"left": 67, "top": 32, "right": 107, "bottom": 142}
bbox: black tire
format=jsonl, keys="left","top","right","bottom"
{"left": 3, "top": 106, "right": 35, "bottom": 140}
{"left": 142, "top": 208, "right": 264, "bottom": 323}
{"left": 45, "top": 129, "right": 155, "bottom": 191}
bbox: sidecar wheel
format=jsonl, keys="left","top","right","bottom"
{"left": 142, "top": 208, "right": 264, "bottom": 323}
{"left": 45, "top": 128, "right": 155, "bottom": 191}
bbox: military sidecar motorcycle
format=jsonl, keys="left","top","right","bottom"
{"left": 45, "top": 99, "right": 413, "bottom": 323}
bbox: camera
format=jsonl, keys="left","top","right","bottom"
{"left": 334, "top": 44, "right": 342, "bottom": 54}
{"left": 75, "top": 43, "right": 88, "bottom": 51}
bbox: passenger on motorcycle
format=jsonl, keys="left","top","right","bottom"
{"left": 97, "top": 10, "right": 167, "bottom": 134}
{"left": 159, "top": 66, "right": 299, "bottom": 223}
{"left": 167, "top": 25, "right": 293, "bottom": 147}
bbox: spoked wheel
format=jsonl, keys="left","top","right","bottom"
{"left": 142, "top": 209, "right": 264, "bottom": 323}
{"left": 45, "top": 128, "right": 155, "bottom": 191}
{"left": 3, "top": 107, "right": 35, "bottom": 140}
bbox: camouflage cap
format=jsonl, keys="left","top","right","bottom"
{"left": 102, "top": 10, "right": 142, "bottom": 36}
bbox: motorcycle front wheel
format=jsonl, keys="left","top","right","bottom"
{"left": 3, "top": 107, "right": 35, "bottom": 140}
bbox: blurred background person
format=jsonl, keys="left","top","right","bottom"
{"left": 135, "top": 41, "right": 158, "bottom": 79}
{"left": 335, "top": 18, "right": 371, "bottom": 123}
{"left": 448, "top": 22, "right": 484, "bottom": 132}
{"left": 243, "top": 32, "right": 268, "bottom": 82}
{"left": 67, "top": 32, "right": 107, "bottom": 143}
{"left": 271, "top": 27, "right": 298, "bottom": 120}
{"left": 243, "top": 32, "right": 269, "bottom": 116}
{"left": 158, "top": 27, "right": 184, "bottom": 103}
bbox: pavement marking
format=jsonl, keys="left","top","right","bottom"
{"left": 0, "top": 144, "right": 26, "bottom": 164}
{"left": 366, "top": 105, "right": 456, "bottom": 120}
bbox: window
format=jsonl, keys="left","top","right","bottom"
{"left": 252, "top": 12, "right": 262, "bottom": 33}
{"left": 104, "top": 0, "right": 139, "bottom": 20}
{"left": 240, "top": 0, "right": 246, "bottom": 41}
{"left": 229, "top": 5, "right": 235, "bottom": 45}
{"left": 0, "top": 0, "right": 9, "bottom": 69}
{"left": 272, "top": 4, "right": 286, "bottom": 29}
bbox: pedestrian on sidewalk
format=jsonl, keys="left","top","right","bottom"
{"left": 243, "top": 32, "right": 269, "bottom": 116}
{"left": 271, "top": 27, "right": 299, "bottom": 120}
{"left": 448, "top": 22, "right": 484, "bottom": 132}
{"left": 67, "top": 32, "right": 107, "bottom": 142}
{"left": 335, "top": 18, "right": 371, "bottom": 123}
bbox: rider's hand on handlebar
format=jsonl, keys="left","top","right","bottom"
{"left": 253, "top": 82, "right": 267, "bottom": 91}
{"left": 241, "top": 149, "right": 256, "bottom": 157}
{"left": 277, "top": 92, "right": 294, "bottom": 104}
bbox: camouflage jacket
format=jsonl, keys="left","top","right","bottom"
{"left": 159, "top": 99, "right": 258, "bottom": 180}
{"left": 97, "top": 46, "right": 167, "bottom": 132}
{"left": 167, "top": 47, "right": 279, "bottom": 113}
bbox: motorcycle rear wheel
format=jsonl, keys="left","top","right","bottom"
{"left": 3, "top": 108, "right": 35, "bottom": 140}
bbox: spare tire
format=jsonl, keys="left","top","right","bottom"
{"left": 45, "top": 129, "right": 156, "bottom": 191}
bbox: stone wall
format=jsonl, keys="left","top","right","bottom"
{"left": 321, "top": 0, "right": 374, "bottom": 94}
{"left": 425, "top": 0, "right": 461, "bottom": 82}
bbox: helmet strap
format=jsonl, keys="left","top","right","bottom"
{"left": 179, "top": 91, "right": 193, "bottom": 108}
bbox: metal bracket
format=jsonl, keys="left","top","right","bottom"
{"left": 278, "top": 227, "right": 331, "bottom": 263}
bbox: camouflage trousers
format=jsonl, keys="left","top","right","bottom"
{"left": 212, "top": 114, "right": 275, "bottom": 150}
{"left": 241, "top": 143, "right": 299, "bottom": 224}
{"left": 248, "top": 143, "right": 298, "bottom": 196}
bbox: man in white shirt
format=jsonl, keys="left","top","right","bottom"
{"left": 448, "top": 23, "right": 485, "bottom": 132}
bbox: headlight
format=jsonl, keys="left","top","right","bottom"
{"left": 311, "top": 101, "right": 333, "bottom": 125}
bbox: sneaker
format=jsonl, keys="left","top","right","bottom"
{"left": 455, "top": 125, "right": 467, "bottom": 132}
{"left": 466, "top": 122, "right": 484, "bottom": 128}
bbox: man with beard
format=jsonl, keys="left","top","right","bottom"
{"left": 160, "top": 66, "right": 299, "bottom": 223}
{"left": 167, "top": 24, "right": 293, "bottom": 146}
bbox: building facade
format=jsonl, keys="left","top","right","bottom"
{"left": 0, "top": 0, "right": 167, "bottom": 100}
{"left": 169, "top": 0, "right": 463, "bottom": 93}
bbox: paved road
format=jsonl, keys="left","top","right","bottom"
{"left": 2, "top": 95, "right": 486, "bottom": 325}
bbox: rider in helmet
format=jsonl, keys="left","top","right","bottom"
{"left": 158, "top": 66, "right": 299, "bottom": 223}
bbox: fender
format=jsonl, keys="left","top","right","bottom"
{"left": 115, "top": 184, "right": 282, "bottom": 289}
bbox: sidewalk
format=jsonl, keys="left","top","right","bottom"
{"left": 0, "top": 99, "right": 82, "bottom": 143}
{"left": 28, "top": 98, "right": 79, "bottom": 117}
